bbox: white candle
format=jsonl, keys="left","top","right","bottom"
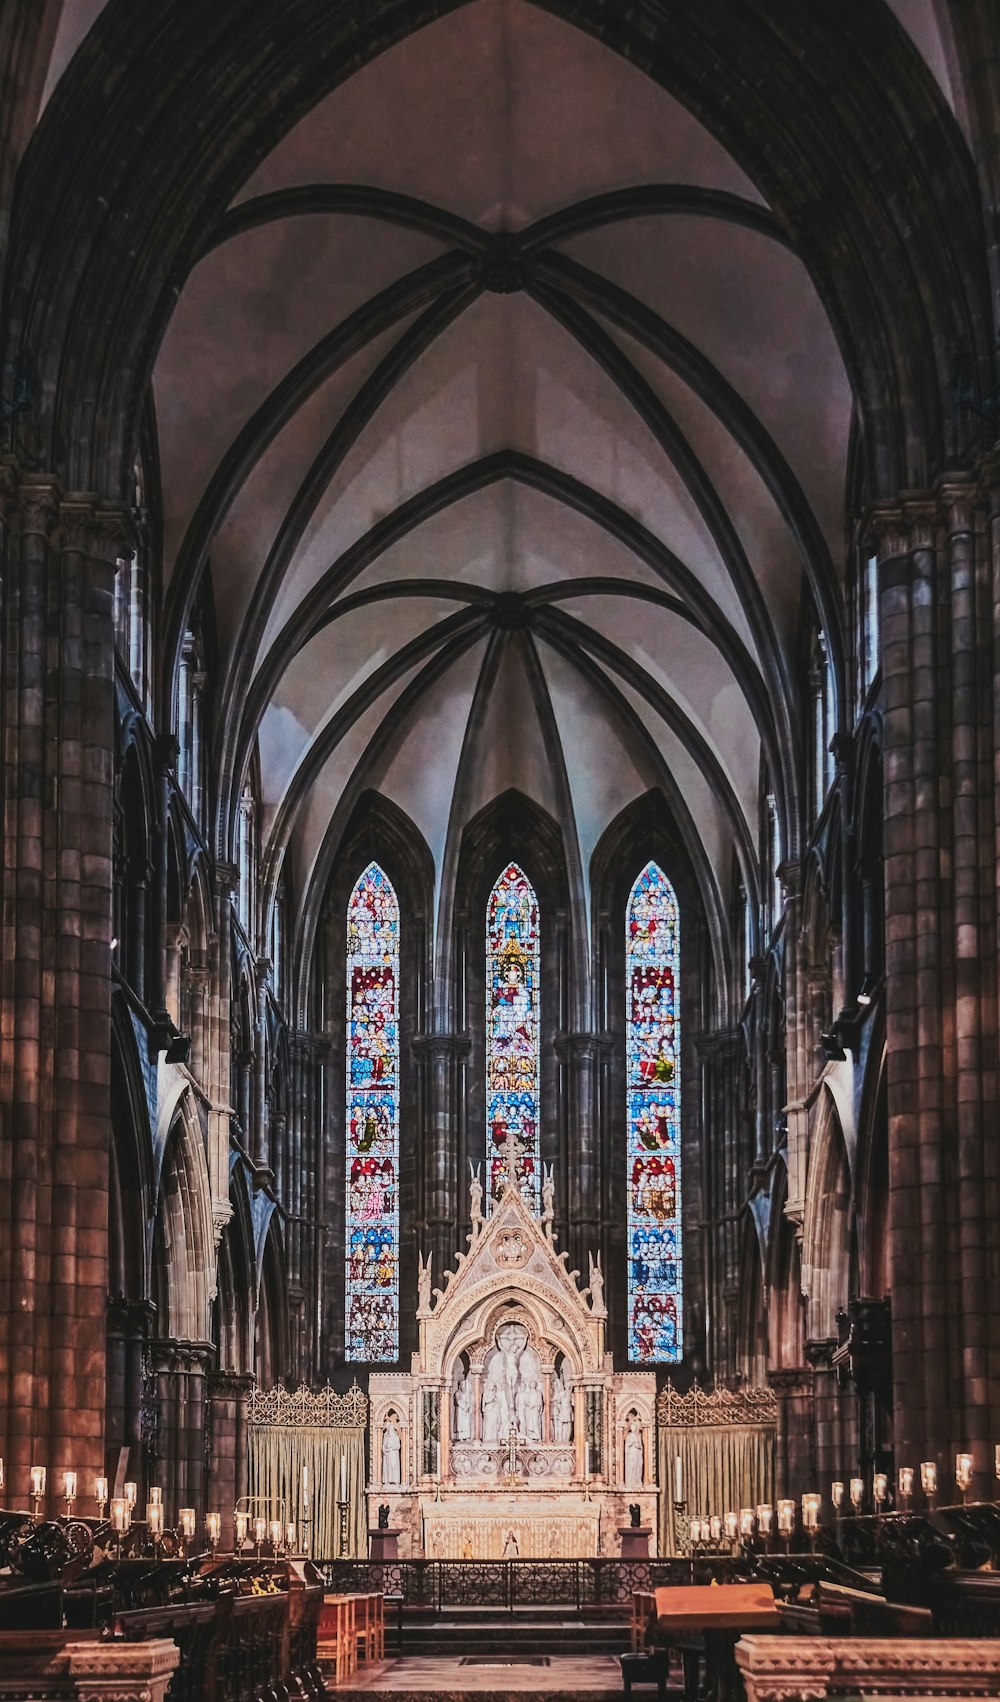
{"left": 63, "top": 1470, "right": 77, "bottom": 1502}
{"left": 674, "top": 1453, "right": 682, "bottom": 1501}
{"left": 341, "top": 1454, "right": 347, "bottom": 1500}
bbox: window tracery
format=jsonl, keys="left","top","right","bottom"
{"left": 626, "top": 861, "right": 682, "bottom": 1362}
{"left": 345, "top": 862, "right": 399, "bottom": 1361}
{"left": 486, "top": 863, "right": 540, "bottom": 1211}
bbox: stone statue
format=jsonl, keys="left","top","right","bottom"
{"left": 629, "top": 1503, "right": 642, "bottom": 1529}
{"left": 417, "top": 1250, "right": 433, "bottom": 1313}
{"left": 377, "top": 1503, "right": 390, "bottom": 1530}
{"left": 454, "top": 1370, "right": 473, "bottom": 1442}
{"left": 381, "top": 1416, "right": 402, "bottom": 1486}
{"left": 552, "top": 1366, "right": 573, "bottom": 1444}
{"left": 469, "top": 1162, "right": 483, "bottom": 1227}
{"left": 502, "top": 1528, "right": 520, "bottom": 1558}
{"left": 588, "top": 1251, "right": 605, "bottom": 1314}
{"left": 541, "top": 1163, "right": 555, "bottom": 1234}
{"left": 624, "top": 1416, "right": 644, "bottom": 1489}
{"left": 516, "top": 1377, "right": 543, "bottom": 1441}
{"left": 481, "top": 1356, "right": 511, "bottom": 1441}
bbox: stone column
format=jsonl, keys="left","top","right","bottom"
{"left": 0, "top": 478, "right": 123, "bottom": 1509}
{"left": 415, "top": 1032, "right": 471, "bottom": 1279}
{"left": 553, "top": 1032, "right": 608, "bottom": 1281}
{"left": 207, "top": 1369, "right": 253, "bottom": 1545}
{"left": 768, "top": 1368, "right": 813, "bottom": 1498}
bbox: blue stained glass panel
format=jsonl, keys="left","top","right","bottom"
{"left": 345, "top": 862, "right": 399, "bottom": 1361}
{"left": 486, "top": 863, "right": 540, "bottom": 1211}
{"left": 626, "top": 861, "right": 682, "bottom": 1362}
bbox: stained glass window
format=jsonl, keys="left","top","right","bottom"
{"left": 345, "top": 862, "right": 399, "bottom": 1361}
{"left": 626, "top": 861, "right": 682, "bottom": 1362}
{"left": 486, "top": 863, "right": 540, "bottom": 1211}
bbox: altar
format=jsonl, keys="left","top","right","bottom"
{"left": 368, "top": 1163, "right": 658, "bottom": 1557}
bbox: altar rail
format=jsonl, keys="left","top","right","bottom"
{"left": 318, "top": 1556, "right": 741, "bottom": 1614}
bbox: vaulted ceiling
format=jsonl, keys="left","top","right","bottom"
{"left": 26, "top": 0, "right": 974, "bottom": 1000}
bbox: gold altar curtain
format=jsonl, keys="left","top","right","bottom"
{"left": 656, "top": 1383, "right": 777, "bottom": 1556}
{"left": 248, "top": 1424, "right": 367, "bottom": 1558}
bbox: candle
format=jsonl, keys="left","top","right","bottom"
{"left": 849, "top": 1477, "right": 864, "bottom": 1510}
{"left": 149, "top": 1486, "right": 163, "bottom": 1506}
{"left": 956, "top": 1453, "right": 974, "bottom": 1494}
{"left": 30, "top": 1465, "right": 46, "bottom": 1498}
{"left": 920, "top": 1461, "right": 937, "bottom": 1496}
{"left": 179, "top": 1508, "right": 196, "bottom": 1539}
{"left": 738, "top": 1507, "right": 755, "bottom": 1538}
{"left": 724, "top": 1511, "right": 739, "bottom": 1540}
{"left": 63, "top": 1470, "right": 77, "bottom": 1502}
{"left": 873, "top": 1473, "right": 887, "bottom": 1507}
{"left": 286, "top": 1521, "right": 297, "bottom": 1550}
{"left": 269, "top": 1519, "right": 282, "bottom": 1550}
{"left": 146, "top": 1503, "right": 163, "bottom": 1536}
{"left": 802, "top": 1493, "right": 821, "bottom": 1531}
{"left": 95, "top": 1475, "right": 109, "bottom": 1508}
{"left": 709, "top": 1515, "right": 722, "bottom": 1541}
{"left": 897, "top": 1466, "right": 914, "bottom": 1501}
{"left": 831, "top": 1480, "right": 844, "bottom": 1510}
{"left": 206, "top": 1511, "right": 221, "bottom": 1545}
{"left": 777, "top": 1499, "right": 795, "bottom": 1536}
{"left": 341, "top": 1454, "right": 348, "bottom": 1500}
{"left": 124, "top": 1480, "right": 137, "bottom": 1507}
{"left": 254, "top": 1517, "right": 267, "bottom": 1546}
{"left": 0, "top": 1457, "right": 4, "bottom": 1494}
{"left": 674, "top": 1454, "right": 683, "bottom": 1501}
{"left": 111, "top": 1498, "right": 128, "bottom": 1534}
{"left": 235, "top": 1511, "right": 248, "bottom": 1546}
{"left": 756, "top": 1504, "right": 774, "bottom": 1534}
{"left": 995, "top": 1444, "right": 1000, "bottom": 1482}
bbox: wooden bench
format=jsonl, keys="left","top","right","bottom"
{"left": 317, "top": 1593, "right": 357, "bottom": 1684}
{"left": 620, "top": 1649, "right": 671, "bottom": 1700}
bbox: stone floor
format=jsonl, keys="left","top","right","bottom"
{"left": 328, "top": 1653, "right": 632, "bottom": 1698}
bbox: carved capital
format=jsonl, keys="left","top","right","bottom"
{"left": 18, "top": 474, "right": 60, "bottom": 540}
{"left": 937, "top": 475, "right": 977, "bottom": 538}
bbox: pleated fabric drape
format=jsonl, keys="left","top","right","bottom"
{"left": 248, "top": 1424, "right": 367, "bottom": 1558}
{"left": 657, "top": 1422, "right": 774, "bottom": 1556}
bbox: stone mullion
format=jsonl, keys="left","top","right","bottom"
{"left": 208, "top": 864, "right": 238, "bottom": 1232}
{"left": 987, "top": 475, "right": 1000, "bottom": 1443}
{"left": 781, "top": 872, "right": 807, "bottom": 1227}
{"left": 944, "top": 483, "right": 993, "bottom": 1484}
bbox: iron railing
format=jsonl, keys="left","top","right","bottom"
{"left": 316, "top": 1555, "right": 710, "bottom": 1613}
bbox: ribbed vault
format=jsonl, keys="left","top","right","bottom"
{"left": 9, "top": 0, "right": 989, "bottom": 1025}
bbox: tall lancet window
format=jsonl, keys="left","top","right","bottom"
{"left": 626, "top": 862, "right": 683, "bottom": 1362}
{"left": 345, "top": 863, "right": 399, "bottom": 1362}
{"left": 486, "top": 863, "right": 540, "bottom": 1211}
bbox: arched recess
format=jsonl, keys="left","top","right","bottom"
{"left": 313, "top": 791, "right": 433, "bottom": 1376}
{"left": 591, "top": 789, "right": 711, "bottom": 1371}
{"left": 453, "top": 789, "right": 572, "bottom": 1243}
{"left": 106, "top": 997, "right": 155, "bottom": 1480}
{"left": 855, "top": 1036, "right": 890, "bottom": 1304}
{"left": 255, "top": 1217, "right": 289, "bottom": 1389}
{"left": 151, "top": 1089, "right": 214, "bottom": 1345}
{"left": 116, "top": 731, "right": 156, "bottom": 1005}
{"left": 801, "top": 1091, "right": 853, "bottom": 1345}
{"left": 766, "top": 1167, "right": 804, "bottom": 1373}
{"left": 736, "top": 1215, "right": 768, "bottom": 1389}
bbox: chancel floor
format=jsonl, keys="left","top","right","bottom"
{"left": 329, "top": 1653, "right": 629, "bottom": 1698}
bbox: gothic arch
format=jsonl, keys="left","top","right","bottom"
{"left": 801, "top": 1092, "right": 853, "bottom": 1343}
{"left": 152, "top": 1090, "right": 214, "bottom": 1344}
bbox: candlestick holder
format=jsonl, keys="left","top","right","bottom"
{"left": 955, "top": 1454, "right": 974, "bottom": 1506}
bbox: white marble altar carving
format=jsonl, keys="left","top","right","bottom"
{"left": 368, "top": 1163, "right": 658, "bottom": 1556}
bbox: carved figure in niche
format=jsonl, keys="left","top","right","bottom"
{"left": 588, "top": 1251, "right": 605, "bottom": 1313}
{"left": 381, "top": 1415, "right": 402, "bottom": 1486}
{"left": 624, "top": 1415, "right": 644, "bottom": 1489}
{"left": 417, "top": 1251, "right": 433, "bottom": 1313}
{"left": 516, "top": 1377, "right": 543, "bottom": 1441}
{"left": 481, "top": 1357, "right": 512, "bottom": 1442}
{"left": 552, "top": 1365, "right": 573, "bottom": 1444}
{"left": 469, "top": 1162, "right": 483, "bottom": 1227}
{"left": 629, "top": 1503, "right": 642, "bottom": 1529}
{"left": 377, "top": 1504, "right": 390, "bottom": 1530}
{"left": 454, "top": 1371, "right": 473, "bottom": 1442}
{"left": 541, "top": 1163, "right": 555, "bottom": 1228}
{"left": 502, "top": 1528, "right": 520, "bottom": 1558}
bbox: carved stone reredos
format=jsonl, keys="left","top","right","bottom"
{"left": 416, "top": 1178, "right": 605, "bottom": 1380}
